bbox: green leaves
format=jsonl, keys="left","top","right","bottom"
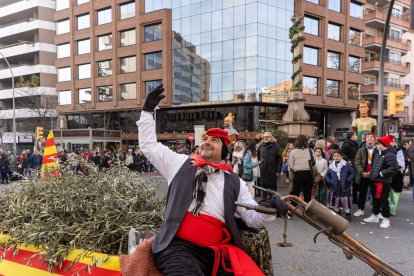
{"left": 0, "top": 163, "right": 164, "bottom": 272}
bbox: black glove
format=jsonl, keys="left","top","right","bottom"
{"left": 263, "top": 196, "right": 288, "bottom": 217}
{"left": 143, "top": 84, "right": 165, "bottom": 112}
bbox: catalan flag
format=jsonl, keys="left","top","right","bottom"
{"left": 41, "top": 131, "right": 60, "bottom": 176}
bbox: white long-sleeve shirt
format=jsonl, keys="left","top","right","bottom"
{"left": 137, "top": 111, "right": 275, "bottom": 228}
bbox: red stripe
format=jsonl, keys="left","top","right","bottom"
{"left": 42, "top": 153, "right": 58, "bottom": 165}
{"left": 2, "top": 247, "right": 120, "bottom": 276}
{"left": 45, "top": 137, "right": 56, "bottom": 147}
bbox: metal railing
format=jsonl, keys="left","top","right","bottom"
{"left": 364, "top": 57, "right": 408, "bottom": 67}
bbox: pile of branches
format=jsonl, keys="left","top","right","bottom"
{"left": 0, "top": 163, "right": 164, "bottom": 271}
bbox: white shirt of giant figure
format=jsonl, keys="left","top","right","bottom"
{"left": 137, "top": 111, "right": 275, "bottom": 228}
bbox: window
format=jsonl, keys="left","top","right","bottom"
{"left": 77, "top": 39, "right": 90, "bottom": 55}
{"left": 350, "top": 1, "right": 363, "bottom": 18}
{"left": 57, "top": 67, "right": 71, "bottom": 82}
{"left": 348, "top": 56, "right": 360, "bottom": 72}
{"left": 326, "top": 79, "right": 339, "bottom": 97}
{"left": 327, "top": 51, "right": 340, "bottom": 69}
{"left": 306, "top": 0, "right": 319, "bottom": 4}
{"left": 78, "top": 63, "right": 91, "bottom": 79}
{"left": 98, "top": 86, "right": 113, "bottom": 102}
{"left": 98, "top": 60, "right": 112, "bottom": 76}
{"left": 120, "top": 56, "right": 136, "bottom": 73}
{"left": 145, "top": 80, "right": 162, "bottom": 96}
{"left": 364, "top": 77, "right": 375, "bottom": 85}
{"left": 120, "top": 29, "right": 136, "bottom": 47}
{"left": 97, "top": 34, "right": 112, "bottom": 51}
{"left": 78, "top": 88, "right": 92, "bottom": 104}
{"left": 77, "top": 13, "right": 90, "bottom": 30}
{"left": 329, "top": 0, "right": 341, "bottom": 12}
{"left": 120, "top": 83, "right": 136, "bottom": 100}
{"left": 303, "top": 76, "right": 318, "bottom": 95}
{"left": 390, "top": 29, "right": 400, "bottom": 41}
{"left": 349, "top": 29, "right": 361, "bottom": 46}
{"left": 145, "top": 52, "right": 162, "bottom": 70}
{"left": 328, "top": 23, "right": 341, "bottom": 41}
{"left": 144, "top": 24, "right": 162, "bottom": 42}
{"left": 303, "top": 46, "right": 318, "bottom": 65}
{"left": 56, "top": 0, "right": 69, "bottom": 11}
{"left": 348, "top": 83, "right": 360, "bottom": 100}
{"left": 304, "top": 16, "right": 319, "bottom": 36}
{"left": 56, "top": 19, "right": 70, "bottom": 35}
{"left": 98, "top": 8, "right": 112, "bottom": 25}
{"left": 120, "top": 2, "right": 135, "bottom": 20}
{"left": 57, "top": 43, "right": 70, "bottom": 58}
{"left": 77, "top": 0, "right": 89, "bottom": 4}
{"left": 58, "top": 90, "right": 71, "bottom": 105}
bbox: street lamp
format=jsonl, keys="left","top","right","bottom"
{"left": 0, "top": 50, "right": 16, "bottom": 155}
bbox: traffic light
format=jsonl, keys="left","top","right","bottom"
{"left": 387, "top": 91, "right": 405, "bottom": 116}
{"left": 36, "top": 127, "right": 44, "bottom": 141}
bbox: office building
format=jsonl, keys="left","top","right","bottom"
{"left": 0, "top": 0, "right": 57, "bottom": 152}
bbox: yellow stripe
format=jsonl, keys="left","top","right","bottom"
{"left": 0, "top": 234, "right": 120, "bottom": 271}
{"left": 0, "top": 260, "right": 61, "bottom": 276}
{"left": 43, "top": 146, "right": 57, "bottom": 156}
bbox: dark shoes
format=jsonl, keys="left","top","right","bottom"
{"left": 345, "top": 213, "right": 351, "bottom": 221}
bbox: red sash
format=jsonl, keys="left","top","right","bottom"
{"left": 365, "top": 164, "right": 372, "bottom": 172}
{"left": 176, "top": 212, "right": 264, "bottom": 276}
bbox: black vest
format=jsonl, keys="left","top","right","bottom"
{"left": 152, "top": 158, "right": 242, "bottom": 253}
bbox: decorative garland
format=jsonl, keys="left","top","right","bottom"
{"left": 289, "top": 15, "right": 305, "bottom": 89}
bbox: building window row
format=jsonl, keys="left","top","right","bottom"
{"left": 306, "top": 0, "right": 362, "bottom": 18}
{"left": 58, "top": 80, "right": 161, "bottom": 105}
{"left": 303, "top": 77, "right": 360, "bottom": 99}
{"left": 304, "top": 46, "right": 361, "bottom": 72}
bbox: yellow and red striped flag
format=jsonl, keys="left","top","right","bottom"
{"left": 41, "top": 130, "right": 60, "bottom": 176}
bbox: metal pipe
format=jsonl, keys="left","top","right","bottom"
{"left": 0, "top": 51, "right": 16, "bottom": 155}
{"left": 378, "top": 0, "right": 396, "bottom": 136}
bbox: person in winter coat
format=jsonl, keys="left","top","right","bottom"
{"left": 257, "top": 132, "right": 282, "bottom": 198}
{"left": 363, "top": 135, "right": 399, "bottom": 229}
{"left": 353, "top": 132, "right": 378, "bottom": 217}
{"left": 326, "top": 150, "right": 355, "bottom": 221}
{"left": 242, "top": 143, "right": 260, "bottom": 197}
{"left": 341, "top": 131, "right": 359, "bottom": 204}
{"left": 30, "top": 150, "right": 43, "bottom": 171}
{"left": 313, "top": 147, "right": 328, "bottom": 205}
{"left": 288, "top": 135, "right": 314, "bottom": 203}
{"left": 407, "top": 140, "right": 414, "bottom": 204}
{"left": 232, "top": 141, "right": 245, "bottom": 176}
{"left": 0, "top": 152, "right": 10, "bottom": 184}
{"left": 387, "top": 136, "right": 405, "bottom": 216}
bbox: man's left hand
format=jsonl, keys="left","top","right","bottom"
{"left": 143, "top": 84, "right": 165, "bottom": 112}
{"left": 263, "top": 196, "right": 288, "bottom": 217}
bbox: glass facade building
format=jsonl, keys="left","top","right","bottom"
{"left": 145, "top": 0, "right": 294, "bottom": 107}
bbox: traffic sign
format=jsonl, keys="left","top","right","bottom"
{"left": 188, "top": 133, "right": 195, "bottom": 142}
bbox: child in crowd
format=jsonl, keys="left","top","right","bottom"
{"left": 313, "top": 147, "right": 328, "bottom": 205}
{"left": 326, "top": 150, "right": 355, "bottom": 221}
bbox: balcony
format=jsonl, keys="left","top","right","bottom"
{"left": 0, "top": 19, "right": 55, "bottom": 39}
{"left": 0, "top": 42, "right": 56, "bottom": 58}
{"left": 0, "top": 64, "right": 56, "bottom": 80}
{"left": 361, "top": 80, "right": 408, "bottom": 95}
{"left": 0, "top": 108, "right": 57, "bottom": 119}
{"left": 362, "top": 57, "right": 410, "bottom": 75}
{"left": 362, "top": 32, "right": 409, "bottom": 53}
{"left": 0, "top": 0, "right": 54, "bottom": 18}
{"left": 364, "top": 8, "right": 410, "bottom": 30}
{"left": 0, "top": 87, "right": 56, "bottom": 100}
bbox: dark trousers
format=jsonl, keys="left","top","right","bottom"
{"left": 154, "top": 238, "right": 233, "bottom": 276}
{"left": 352, "top": 181, "right": 359, "bottom": 204}
{"left": 370, "top": 182, "right": 391, "bottom": 218}
{"left": 357, "top": 177, "right": 371, "bottom": 210}
{"left": 290, "top": 170, "right": 313, "bottom": 203}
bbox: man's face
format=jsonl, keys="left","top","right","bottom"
{"left": 200, "top": 135, "right": 223, "bottom": 162}
{"left": 365, "top": 135, "right": 375, "bottom": 146}
{"left": 263, "top": 134, "right": 272, "bottom": 143}
{"left": 352, "top": 133, "right": 357, "bottom": 141}
{"left": 376, "top": 143, "right": 385, "bottom": 151}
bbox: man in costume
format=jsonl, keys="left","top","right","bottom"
{"left": 351, "top": 100, "right": 377, "bottom": 146}
{"left": 137, "top": 85, "right": 288, "bottom": 275}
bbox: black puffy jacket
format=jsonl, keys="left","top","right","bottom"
{"left": 369, "top": 148, "right": 399, "bottom": 184}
